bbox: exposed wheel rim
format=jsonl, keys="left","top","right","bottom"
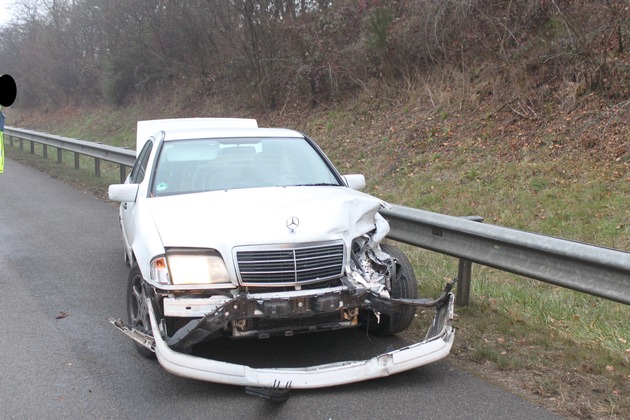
{"left": 128, "top": 273, "right": 151, "bottom": 335}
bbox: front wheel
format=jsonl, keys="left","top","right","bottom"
{"left": 127, "top": 263, "right": 155, "bottom": 358}
{"left": 361, "top": 243, "right": 418, "bottom": 335}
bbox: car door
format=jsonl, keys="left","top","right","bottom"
{"left": 120, "top": 139, "right": 154, "bottom": 257}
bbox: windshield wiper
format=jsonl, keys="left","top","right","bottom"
{"left": 292, "top": 183, "right": 340, "bottom": 187}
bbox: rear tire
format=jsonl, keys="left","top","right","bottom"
{"left": 127, "top": 263, "right": 156, "bottom": 358}
{"left": 361, "top": 243, "right": 418, "bottom": 335}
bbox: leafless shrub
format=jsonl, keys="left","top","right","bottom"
{"left": 0, "top": 0, "right": 626, "bottom": 111}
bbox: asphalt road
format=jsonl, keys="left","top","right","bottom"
{"left": 0, "top": 158, "right": 559, "bottom": 419}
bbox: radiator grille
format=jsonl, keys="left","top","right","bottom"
{"left": 236, "top": 243, "right": 344, "bottom": 286}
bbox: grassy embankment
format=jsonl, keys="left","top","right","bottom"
{"left": 5, "top": 86, "right": 629, "bottom": 418}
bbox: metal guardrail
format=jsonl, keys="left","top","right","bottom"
{"left": 381, "top": 205, "right": 630, "bottom": 306}
{"left": 4, "top": 126, "right": 135, "bottom": 182}
{"left": 4, "top": 126, "right": 629, "bottom": 306}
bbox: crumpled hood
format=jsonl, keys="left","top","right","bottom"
{"left": 147, "top": 187, "right": 389, "bottom": 250}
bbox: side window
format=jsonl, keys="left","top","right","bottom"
{"left": 129, "top": 139, "right": 153, "bottom": 184}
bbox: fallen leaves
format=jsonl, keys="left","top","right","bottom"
{"left": 55, "top": 310, "right": 69, "bottom": 319}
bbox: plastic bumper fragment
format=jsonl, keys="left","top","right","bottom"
{"left": 245, "top": 380, "right": 292, "bottom": 402}
{"left": 146, "top": 293, "right": 455, "bottom": 389}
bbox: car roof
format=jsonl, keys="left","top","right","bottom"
{"left": 162, "top": 127, "right": 305, "bottom": 141}
{"left": 135, "top": 119, "right": 305, "bottom": 154}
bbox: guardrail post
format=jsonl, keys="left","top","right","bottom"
{"left": 8, "top": 135, "right": 13, "bottom": 146}
{"left": 57, "top": 148, "right": 62, "bottom": 164}
{"left": 74, "top": 153, "right": 80, "bottom": 169}
{"left": 30, "top": 140, "right": 35, "bottom": 154}
{"left": 456, "top": 259, "right": 473, "bottom": 306}
{"left": 43, "top": 144, "right": 48, "bottom": 159}
{"left": 19, "top": 138, "right": 23, "bottom": 150}
{"left": 455, "top": 216, "right": 483, "bottom": 306}
{"left": 95, "top": 158, "right": 100, "bottom": 177}
{"left": 119, "top": 165, "right": 127, "bottom": 183}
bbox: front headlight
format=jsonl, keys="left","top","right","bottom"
{"left": 150, "top": 251, "right": 231, "bottom": 286}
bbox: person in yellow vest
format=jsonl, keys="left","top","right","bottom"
{"left": 0, "top": 74, "right": 17, "bottom": 174}
{"left": 0, "top": 106, "right": 4, "bottom": 174}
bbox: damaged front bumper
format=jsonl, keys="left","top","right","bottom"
{"left": 111, "top": 291, "right": 455, "bottom": 389}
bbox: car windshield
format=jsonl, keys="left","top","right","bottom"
{"left": 151, "top": 137, "right": 342, "bottom": 196}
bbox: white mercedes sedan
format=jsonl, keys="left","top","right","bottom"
{"left": 108, "top": 118, "right": 455, "bottom": 395}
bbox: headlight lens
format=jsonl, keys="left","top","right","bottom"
{"left": 150, "top": 252, "right": 231, "bottom": 286}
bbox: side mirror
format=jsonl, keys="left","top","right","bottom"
{"left": 109, "top": 184, "right": 139, "bottom": 203}
{"left": 343, "top": 174, "right": 366, "bottom": 191}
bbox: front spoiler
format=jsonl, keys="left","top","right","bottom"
{"left": 145, "top": 293, "right": 455, "bottom": 389}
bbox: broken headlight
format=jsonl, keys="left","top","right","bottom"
{"left": 150, "top": 251, "right": 231, "bottom": 286}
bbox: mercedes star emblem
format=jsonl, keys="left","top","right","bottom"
{"left": 286, "top": 216, "right": 300, "bottom": 233}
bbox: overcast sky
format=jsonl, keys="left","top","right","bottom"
{"left": 0, "top": 0, "right": 15, "bottom": 27}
